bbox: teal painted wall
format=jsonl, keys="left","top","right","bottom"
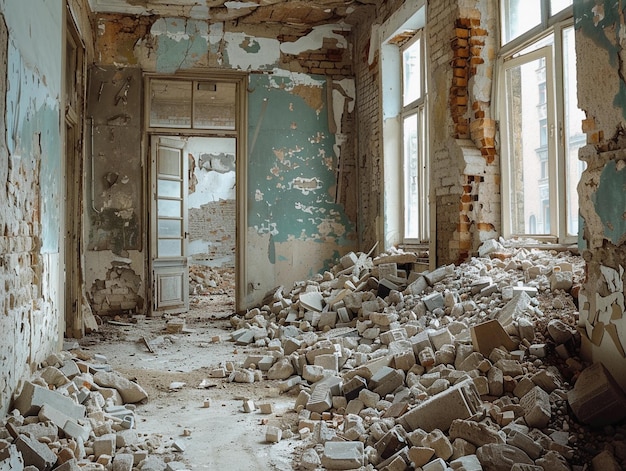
{"left": 247, "top": 73, "right": 355, "bottom": 254}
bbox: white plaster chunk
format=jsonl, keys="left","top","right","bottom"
{"left": 224, "top": 32, "right": 280, "bottom": 70}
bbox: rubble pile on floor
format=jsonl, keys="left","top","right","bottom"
{"left": 0, "top": 348, "right": 185, "bottom": 471}
{"left": 228, "top": 240, "right": 626, "bottom": 470}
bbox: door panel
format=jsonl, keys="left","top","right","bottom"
{"left": 151, "top": 136, "right": 189, "bottom": 314}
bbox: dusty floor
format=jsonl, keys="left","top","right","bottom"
{"left": 78, "top": 270, "right": 301, "bottom": 470}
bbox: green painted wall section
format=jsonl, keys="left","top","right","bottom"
{"left": 593, "top": 160, "right": 626, "bottom": 245}
{"left": 574, "top": 0, "right": 626, "bottom": 118}
{"left": 154, "top": 18, "right": 210, "bottom": 73}
{"left": 6, "top": 40, "right": 61, "bottom": 253}
{"left": 247, "top": 73, "right": 355, "bottom": 261}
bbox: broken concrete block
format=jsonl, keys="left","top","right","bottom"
{"left": 567, "top": 362, "right": 626, "bottom": 426}
{"left": 321, "top": 441, "right": 364, "bottom": 470}
{"left": 242, "top": 399, "right": 256, "bottom": 413}
{"left": 54, "top": 458, "right": 81, "bottom": 471}
{"left": 93, "top": 433, "right": 116, "bottom": 458}
{"left": 306, "top": 384, "right": 332, "bottom": 413}
{"left": 267, "top": 358, "right": 295, "bottom": 380}
{"left": 398, "top": 379, "right": 481, "bottom": 432}
{"left": 406, "top": 276, "right": 428, "bottom": 296}
{"left": 93, "top": 372, "right": 148, "bottom": 404}
{"left": 550, "top": 270, "right": 573, "bottom": 291}
{"left": 277, "top": 375, "right": 302, "bottom": 392}
{"left": 265, "top": 426, "right": 282, "bottom": 443}
{"left": 112, "top": 454, "right": 133, "bottom": 471}
{"left": 370, "top": 367, "right": 405, "bottom": 396}
{"left": 408, "top": 446, "right": 435, "bottom": 467}
{"left": 422, "top": 458, "right": 448, "bottom": 471}
{"left": 450, "top": 454, "right": 483, "bottom": 471}
{"left": 528, "top": 343, "right": 546, "bottom": 358}
{"left": 343, "top": 375, "right": 367, "bottom": 401}
{"left": 505, "top": 430, "right": 542, "bottom": 460}
{"left": 314, "top": 353, "right": 338, "bottom": 372}
{"left": 546, "top": 319, "right": 573, "bottom": 345}
{"left": 13, "top": 381, "right": 86, "bottom": 418}
{"left": 0, "top": 443, "right": 24, "bottom": 470}
{"left": 471, "top": 320, "right": 518, "bottom": 357}
{"left": 476, "top": 443, "right": 533, "bottom": 471}
{"left": 14, "top": 434, "right": 57, "bottom": 470}
{"left": 519, "top": 386, "right": 551, "bottom": 428}
{"left": 422, "top": 429, "right": 453, "bottom": 460}
{"left": 374, "top": 426, "right": 406, "bottom": 460}
{"left": 15, "top": 421, "right": 59, "bottom": 441}
{"left": 591, "top": 450, "right": 622, "bottom": 471}
{"left": 340, "top": 252, "right": 358, "bottom": 269}
{"left": 449, "top": 419, "right": 505, "bottom": 447}
{"left": 299, "top": 292, "right": 324, "bottom": 312}
{"left": 423, "top": 292, "right": 445, "bottom": 312}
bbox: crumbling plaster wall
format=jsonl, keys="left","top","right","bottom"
{"left": 574, "top": 0, "right": 626, "bottom": 390}
{"left": 0, "top": 0, "right": 64, "bottom": 415}
{"left": 352, "top": 0, "right": 499, "bottom": 265}
{"left": 92, "top": 14, "right": 358, "bottom": 309}
{"left": 430, "top": 0, "right": 500, "bottom": 265}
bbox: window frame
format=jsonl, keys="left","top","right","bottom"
{"left": 400, "top": 32, "right": 429, "bottom": 244}
{"left": 497, "top": 5, "right": 581, "bottom": 244}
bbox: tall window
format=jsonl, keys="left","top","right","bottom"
{"left": 498, "top": 0, "right": 583, "bottom": 243}
{"left": 402, "top": 34, "right": 428, "bottom": 242}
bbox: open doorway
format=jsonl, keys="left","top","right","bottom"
{"left": 146, "top": 74, "right": 246, "bottom": 317}
{"left": 150, "top": 135, "right": 236, "bottom": 317}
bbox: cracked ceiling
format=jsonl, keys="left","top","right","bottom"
{"left": 87, "top": 0, "right": 379, "bottom": 26}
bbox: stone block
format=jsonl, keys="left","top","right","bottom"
{"left": 505, "top": 429, "right": 542, "bottom": 460}
{"left": 423, "top": 292, "right": 445, "bottom": 312}
{"left": 306, "top": 384, "right": 332, "bottom": 413}
{"left": 429, "top": 328, "right": 453, "bottom": 350}
{"left": 406, "top": 276, "right": 428, "bottom": 296}
{"left": 497, "top": 291, "right": 532, "bottom": 326}
{"left": 449, "top": 419, "right": 504, "bottom": 447}
{"left": 299, "top": 292, "right": 324, "bottom": 312}
{"left": 398, "top": 379, "right": 481, "bottom": 432}
{"left": 265, "top": 426, "right": 282, "bottom": 443}
{"left": 112, "top": 454, "right": 133, "bottom": 471}
{"left": 321, "top": 441, "right": 364, "bottom": 470}
{"left": 14, "top": 434, "right": 57, "bottom": 470}
{"left": 408, "top": 446, "right": 434, "bottom": 467}
{"left": 380, "top": 328, "right": 408, "bottom": 345}
{"left": 343, "top": 375, "right": 367, "bottom": 401}
{"left": 471, "top": 320, "right": 517, "bottom": 357}
{"left": 450, "top": 454, "right": 483, "bottom": 471}
{"left": 93, "top": 372, "right": 148, "bottom": 404}
{"left": 567, "top": 362, "right": 626, "bottom": 426}
{"left": 93, "top": 433, "right": 116, "bottom": 458}
{"left": 13, "top": 381, "right": 86, "bottom": 419}
{"left": 519, "top": 386, "right": 551, "bottom": 429}
{"left": 423, "top": 429, "right": 453, "bottom": 460}
{"left": 423, "top": 458, "right": 448, "bottom": 471}
{"left": 476, "top": 443, "right": 533, "bottom": 470}
{"left": 374, "top": 426, "right": 407, "bottom": 460}
{"left": 370, "top": 367, "right": 405, "bottom": 396}
{"left": 314, "top": 354, "right": 339, "bottom": 372}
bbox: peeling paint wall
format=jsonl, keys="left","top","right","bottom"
{"left": 0, "top": 0, "right": 64, "bottom": 415}
{"left": 85, "top": 66, "right": 144, "bottom": 316}
{"left": 93, "top": 14, "right": 358, "bottom": 308}
{"left": 353, "top": 0, "right": 499, "bottom": 265}
{"left": 575, "top": 0, "right": 626, "bottom": 390}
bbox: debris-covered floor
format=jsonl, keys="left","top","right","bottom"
{"left": 3, "top": 242, "right": 626, "bottom": 471}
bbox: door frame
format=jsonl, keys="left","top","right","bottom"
{"left": 143, "top": 71, "right": 248, "bottom": 315}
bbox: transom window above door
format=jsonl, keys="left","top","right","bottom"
{"left": 149, "top": 79, "right": 237, "bottom": 130}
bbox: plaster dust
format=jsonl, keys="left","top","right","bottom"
{"left": 79, "top": 279, "right": 300, "bottom": 470}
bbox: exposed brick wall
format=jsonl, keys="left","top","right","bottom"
{"left": 280, "top": 34, "right": 353, "bottom": 78}
{"left": 432, "top": 0, "right": 500, "bottom": 264}
{"left": 189, "top": 200, "right": 236, "bottom": 268}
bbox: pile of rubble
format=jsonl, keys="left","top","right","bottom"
{"left": 0, "top": 348, "right": 186, "bottom": 471}
{"left": 225, "top": 240, "right": 626, "bottom": 470}
{"left": 189, "top": 265, "right": 233, "bottom": 296}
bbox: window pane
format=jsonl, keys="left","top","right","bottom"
{"left": 158, "top": 218, "right": 181, "bottom": 237}
{"left": 551, "top": 0, "right": 572, "bottom": 16}
{"left": 158, "top": 179, "right": 181, "bottom": 198}
{"left": 193, "top": 82, "right": 237, "bottom": 130}
{"left": 158, "top": 239, "right": 182, "bottom": 257}
{"left": 501, "top": 0, "right": 541, "bottom": 44}
{"left": 150, "top": 80, "right": 192, "bottom": 128}
{"left": 403, "top": 38, "right": 421, "bottom": 106}
{"left": 158, "top": 199, "right": 181, "bottom": 218}
{"left": 158, "top": 148, "right": 182, "bottom": 177}
{"left": 404, "top": 113, "right": 419, "bottom": 239}
{"left": 505, "top": 55, "right": 551, "bottom": 235}
{"left": 562, "top": 26, "right": 586, "bottom": 236}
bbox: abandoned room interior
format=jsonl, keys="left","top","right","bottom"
{"left": 3, "top": 0, "right": 626, "bottom": 469}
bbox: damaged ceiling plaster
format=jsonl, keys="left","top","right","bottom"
{"left": 87, "top": 0, "right": 378, "bottom": 26}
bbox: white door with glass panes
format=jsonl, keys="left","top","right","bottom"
{"left": 151, "top": 136, "right": 189, "bottom": 314}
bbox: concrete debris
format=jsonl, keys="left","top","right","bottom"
{"left": 0, "top": 350, "right": 182, "bottom": 471}
{"left": 217, "top": 241, "right": 626, "bottom": 469}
